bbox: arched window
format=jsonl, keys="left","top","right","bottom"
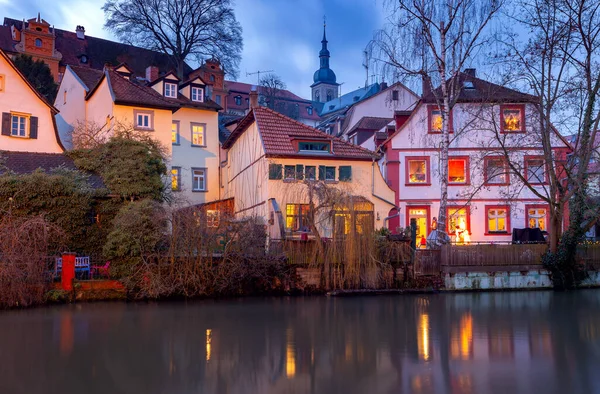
{"left": 35, "top": 38, "right": 42, "bottom": 47}
{"left": 326, "top": 90, "right": 333, "bottom": 102}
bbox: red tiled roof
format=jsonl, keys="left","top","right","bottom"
{"left": 2, "top": 18, "right": 191, "bottom": 76}
{"left": 87, "top": 69, "right": 179, "bottom": 110}
{"left": 0, "top": 151, "right": 104, "bottom": 189}
{"left": 224, "top": 107, "right": 377, "bottom": 160}
{"left": 423, "top": 72, "right": 539, "bottom": 104}
{"left": 69, "top": 65, "right": 104, "bottom": 91}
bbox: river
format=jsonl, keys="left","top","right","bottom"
{"left": 1, "top": 291, "right": 599, "bottom": 394}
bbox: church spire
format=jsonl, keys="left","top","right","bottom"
{"left": 322, "top": 17, "right": 327, "bottom": 43}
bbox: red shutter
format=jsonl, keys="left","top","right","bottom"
{"left": 1, "top": 113, "right": 10, "bottom": 136}
{"left": 29, "top": 116, "right": 38, "bottom": 139}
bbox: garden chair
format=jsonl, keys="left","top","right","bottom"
{"left": 91, "top": 261, "right": 111, "bottom": 279}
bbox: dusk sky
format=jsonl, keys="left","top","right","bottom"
{"left": 0, "top": 0, "right": 387, "bottom": 99}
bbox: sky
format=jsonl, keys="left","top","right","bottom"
{"left": 0, "top": 0, "right": 388, "bottom": 100}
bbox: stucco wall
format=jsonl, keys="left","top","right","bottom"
{"left": 54, "top": 67, "right": 87, "bottom": 128}
{"left": 85, "top": 78, "right": 114, "bottom": 128}
{"left": 0, "top": 55, "right": 63, "bottom": 153}
{"left": 171, "top": 107, "right": 220, "bottom": 205}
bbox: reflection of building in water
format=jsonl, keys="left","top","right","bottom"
{"left": 451, "top": 313, "right": 473, "bottom": 360}
{"left": 206, "top": 329, "right": 212, "bottom": 362}
{"left": 286, "top": 328, "right": 296, "bottom": 378}
{"left": 417, "top": 313, "right": 431, "bottom": 361}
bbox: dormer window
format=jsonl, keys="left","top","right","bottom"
{"left": 80, "top": 55, "right": 88, "bottom": 64}
{"left": 464, "top": 81, "right": 475, "bottom": 89}
{"left": 298, "top": 141, "right": 331, "bottom": 153}
{"left": 191, "top": 87, "right": 204, "bottom": 102}
{"left": 164, "top": 82, "right": 177, "bottom": 98}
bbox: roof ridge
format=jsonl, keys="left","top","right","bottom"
{"left": 460, "top": 72, "right": 538, "bottom": 99}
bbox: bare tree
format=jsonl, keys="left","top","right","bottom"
{"left": 491, "top": 0, "right": 600, "bottom": 287}
{"left": 368, "top": 0, "right": 503, "bottom": 242}
{"left": 259, "top": 73, "right": 287, "bottom": 110}
{"left": 103, "top": 0, "right": 243, "bottom": 79}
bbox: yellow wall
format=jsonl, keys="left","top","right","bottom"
{"left": 0, "top": 54, "right": 63, "bottom": 153}
{"left": 171, "top": 107, "right": 220, "bottom": 205}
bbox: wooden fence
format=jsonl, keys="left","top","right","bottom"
{"left": 441, "top": 244, "right": 548, "bottom": 270}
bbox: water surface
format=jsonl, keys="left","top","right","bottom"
{"left": 1, "top": 291, "right": 600, "bottom": 394}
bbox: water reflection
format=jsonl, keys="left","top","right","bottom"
{"left": 0, "top": 291, "right": 599, "bottom": 393}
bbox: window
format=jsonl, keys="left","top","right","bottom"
{"left": 0, "top": 74, "right": 4, "bottom": 92}
{"left": 448, "top": 207, "right": 470, "bottom": 243}
{"left": 486, "top": 206, "right": 510, "bottom": 234}
{"left": 172, "top": 121, "right": 180, "bottom": 145}
{"left": 164, "top": 82, "right": 177, "bottom": 98}
{"left": 429, "top": 106, "right": 442, "bottom": 132}
{"left": 448, "top": 157, "right": 469, "bottom": 184}
{"left": 526, "top": 206, "right": 547, "bottom": 231}
{"left": 326, "top": 90, "right": 333, "bottom": 101}
{"left": 35, "top": 38, "right": 42, "bottom": 47}
{"left": 191, "top": 87, "right": 203, "bottom": 102}
{"left": 210, "top": 74, "right": 215, "bottom": 82}
{"left": 235, "top": 96, "right": 242, "bottom": 106}
{"left": 191, "top": 123, "right": 206, "bottom": 146}
{"left": 192, "top": 168, "right": 207, "bottom": 191}
{"left": 171, "top": 167, "right": 181, "bottom": 191}
{"left": 501, "top": 105, "right": 525, "bottom": 132}
{"left": 339, "top": 166, "right": 352, "bottom": 182}
{"left": 305, "top": 166, "right": 316, "bottom": 180}
{"left": 298, "top": 141, "right": 330, "bottom": 152}
{"left": 525, "top": 157, "right": 546, "bottom": 184}
{"left": 269, "top": 163, "right": 283, "bottom": 180}
{"left": 406, "top": 157, "right": 430, "bottom": 185}
{"left": 392, "top": 90, "right": 399, "bottom": 100}
{"left": 216, "top": 95, "right": 222, "bottom": 105}
{"left": 307, "top": 106, "right": 313, "bottom": 115}
{"left": 63, "top": 90, "right": 67, "bottom": 104}
{"left": 134, "top": 110, "right": 153, "bottom": 130}
{"left": 284, "top": 165, "right": 296, "bottom": 180}
{"left": 11, "top": 114, "right": 28, "bottom": 137}
{"left": 286, "top": 204, "right": 311, "bottom": 231}
{"left": 485, "top": 157, "right": 508, "bottom": 185}
{"left": 206, "top": 210, "right": 220, "bottom": 228}
{"left": 314, "top": 91, "right": 320, "bottom": 101}
{"left": 325, "top": 166, "right": 335, "bottom": 181}
{"left": 408, "top": 207, "right": 430, "bottom": 243}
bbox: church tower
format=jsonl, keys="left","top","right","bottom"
{"left": 311, "top": 21, "right": 338, "bottom": 103}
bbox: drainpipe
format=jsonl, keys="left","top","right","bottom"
{"left": 371, "top": 160, "right": 400, "bottom": 229}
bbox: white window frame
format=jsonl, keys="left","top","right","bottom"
{"left": 164, "top": 82, "right": 177, "bottom": 98}
{"left": 191, "top": 123, "right": 206, "bottom": 147}
{"left": 191, "top": 87, "right": 204, "bottom": 102}
{"left": 134, "top": 110, "right": 153, "bottom": 130}
{"left": 11, "top": 114, "right": 28, "bottom": 137}
{"left": 192, "top": 168, "right": 207, "bottom": 192}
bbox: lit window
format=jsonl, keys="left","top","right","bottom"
{"left": 305, "top": 166, "right": 316, "bottom": 180}
{"left": 487, "top": 207, "right": 509, "bottom": 233}
{"left": 448, "top": 207, "right": 470, "bottom": 244}
{"left": 325, "top": 166, "right": 335, "bottom": 181}
{"left": 191, "top": 87, "right": 203, "bottom": 102}
{"left": 298, "top": 141, "right": 330, "bottom": 152}
{"left": 430, "top": 108, "right": 443, "bottom": 132}
{"left": 206, "top": 210, "right": 220, "bottom": 228}
{"left": 526, "top": 158, "right": 545, "bottom": 183}
{"left": 502, "top": 106, "right": 524, "bottom": 132}
{"left": 284, "top": 165, "right": 296, "bottom": 180}
{"left": 164, "top": 83, "right": 177, "bottom": 98}
{"left": 485, "top": 158, "right": 508, "bottom": 184}
{"left": 172, "top": 122, "right": 179, "bottom": 144}
{"left": 11, "top": 114, "right": 28, "bottom": 137}
{"left": 171, "top": 167, "right": 180, "bottom": 191}
{"left": 135, "top": 111, "right": 152, "bottom": 129}
{"left": 286, "top": 204, "right": 310, "bottom": 231}
{"left": 191, "top": 123, "right": 205, "bottom": 146}
{"left": 407, "top": 158, "right": 428, "bottom": 184}
{"left": 35, "top": 38, "right": 42, "bottom": 47}
{"left": 192, "top": 168, "right": 206, "bottom": 191}
{"left": 448, "top": 158, "right": 468, "bottom": 184}
{"left": 527, "top": 207, "right": 547, "bottom": 231}
{"left": 408, "top": 208, "right": 429, "bottom": 241}
{"left": 235, "top": 96, "right": 242, "bottom": 106}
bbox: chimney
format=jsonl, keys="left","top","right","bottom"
{"left": 146, "top": 66, "right": 159, "bottom": 82}
{"left": 249, "top": 86, "right": 259, "bottom": 109}
{"left": 380, "top": 82, "right": 388, "bottom": 90}
{"left": 422, "top": 74, "right": 432, "bottom": 98}
{"left": 76, "top": 25, "right": 85, "bottom": 40}
{"left": 464, "top": 68, "right": 476, "bottom": 77}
